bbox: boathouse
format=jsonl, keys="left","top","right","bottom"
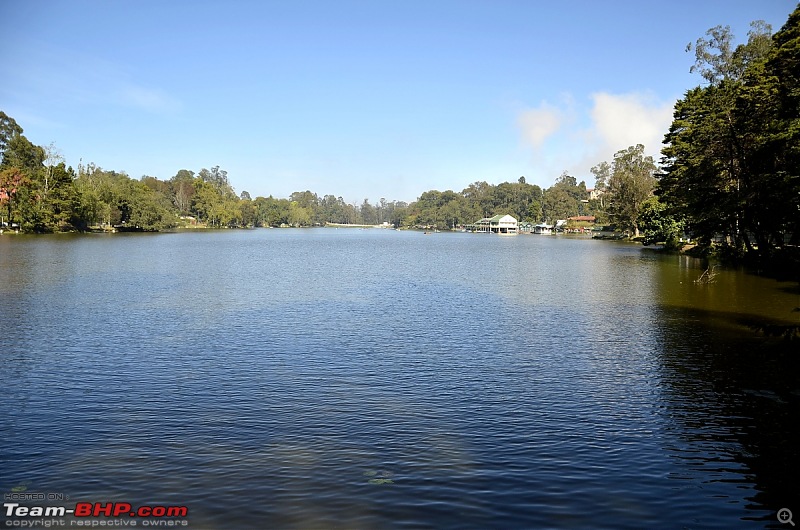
{"left": 469, "top": 214, "right": 518, "bottom": 234}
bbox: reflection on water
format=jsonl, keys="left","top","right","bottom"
{"left": 650, "top": 248, "right": 800, "bottom": 526}
{"left": 0, "top": 230, "right": 798, "bottom": 528}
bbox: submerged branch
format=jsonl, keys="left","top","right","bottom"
{"left": 694, "top": 265, "right": 718, "bottom": 284}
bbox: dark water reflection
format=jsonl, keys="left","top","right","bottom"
{"left": 1, "top": 230, "right": 798, "bottom": 529}
{"left": 653, "top": 302, "right": 799, "bottom": 526}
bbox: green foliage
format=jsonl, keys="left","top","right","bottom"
{"left": 542, "top": 186, "right": 576, "bottom": 222}
{"left": 660, "top": 8, "right": 800, "bottom": 261}
{"left": 0, "top": 111, "right": 23, "bottom": 158}
{"left": 605, "top": 144, "right": 657, "bottom": 237}
{"left": 288, "top": 201, "right": 312, "bottom": 227}
{"left": 639, "top": 197, "right": 684, "bottom": 250}
{"left": 32, "top": 163, "right": 78, "bottom": 231}
{"left": 405, "top": 178, "right": 555, "bottom": 229}
{"left": 125, "top": 180, "right": 176, "bottom": 231}
{"left": 170, "top": 169, "right": 196, "bottom": 214}
{"left": 688, "top": 21, "right": 772, "bottom": 84}
{"left": 1, "top": 133, "right": 45, "bottom": 173}
{"left": 0, "top": 168, "right": 29, "bottom": 227}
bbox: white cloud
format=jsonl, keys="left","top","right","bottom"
{"left": 588, "top": 91, "right": 674, "bottom": 158}
{"left": 516, "top": 91, "right": 676, "bottom": 186}
{"left": 516, "top": 103, "right": 563, "bottom": 150}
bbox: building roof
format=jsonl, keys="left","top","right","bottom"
{"left": 490, "top": 214, "right": 517, "bottom": 223}
{"left": 476, "top": 214, "right": 518, "bottom": 224}
{"left": 567, "top": 216, "right": 596, "bottom": 222}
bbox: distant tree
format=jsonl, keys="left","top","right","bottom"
{"left": 687, "top": 21, "right": 772, "bottom": 84}
{"left": 539, "top": 172, "right": 585, "bottom": 222}
{"left": 0, "top": 111, "right": 23, "bottom": 158}
{"left": 198, "top": 166, "right": 233, "bottom": 196}
{"left": 1, "top": 133, "right": 45, "bottom": 172}
{"left": 0, "top": 168, "right": 28, "bottom": 227}
{"left": 461, "top": 181, "right": 493, "bottom": 217}
{"left": 639, "top": 196, "right": 684, "bottom": 250}
{"left": 389, "top": 200, "right": 409, "bottom": 227}
{"left": 192, "top": 180, "right": 220, "bottom": 226}
{"left": 288, "top": 201, "right": 312, "bottom": 227}
{"left": 590, "top": 161, "right": 610, "bottom": 209}
{"left": 239, "top": 197, "right": 256, "bottom": 226}
{"left": 38, "top": 163, "right": 78, "bottom": 231}
{"left": 124, "top": 180, "right": 176, "bottom": 231}
{"left": 555, "top": 172, "right": 577, "bottom": 188}
{"left": 41, "top": 142, "right": 64, "bottom": 201}
{"left": 542, "top": 185, "right": 577, "bottom": 223}
{"left": 170, "top": 170, "right": 195, "bottom": 214}
{"left": 606, "top": 144, "right": 657, "bottom": 237}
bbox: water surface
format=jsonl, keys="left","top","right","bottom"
{"left": 1, "top": 229, "right": 798, "bottom": 528}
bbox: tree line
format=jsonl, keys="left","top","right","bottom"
{"left": 0, "top": 110, "right": 606, "bottom": 232}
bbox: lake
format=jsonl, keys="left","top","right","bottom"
{"left": 1, "top": 229, "right": 798, "bottom": 529}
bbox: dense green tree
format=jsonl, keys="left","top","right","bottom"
{"left": 541, "top": 185, "right": 578, "bottom": 223}
{"left": 254, "top": 196, "right": 290, "bottom": 227}
{"left": 140, "top": 175, "right": 171, "bottom": 196}
{"left": 659, "top": 13, "right": 799, "bottom": 259}
{"left": 408, "top": 190, "right": 471, "bottom": 228}
{"left": 37, "top": 163, "right": 78, "bottom": 231}
{"left": 170, "top": 170, "right": 196, "bottom": 214}
{"left": 639, "top": 196, "right": 684, "bottom": 250}
{"left": 192, "top": 179, "right": 226, "bottom": 227}
{"left": 0, "top": 168, "right": 28, "bottom": 227}
{"left": 316, "top": 194, "right": 356, "bottom": 224}
{"left": 1, "top": 133, "right": 45, "bottom": 173}
{"left": 0, "top": 111, "right": 23, "bottom": 158}
{"left": 239, "top": 195, "right": 256, "bottom": 227}
{"left": 461, "top": 181, "right": 493, "bottom": 217}
{"left": 734, "top": 8, "right": 800, "bottom": 250}
{"left": 123, "top": 180, "right": 176, "bottom": 231}
{"left": 688, "top": 21, "right": 772, "bottom": 84}
{"left": 590, "top": 161, "right": 610, "bottom": 209}
{"left": 388, "top": 201, "right": 409, "bottom": 227}
{"left": 288, "top": 201, "right": 312, "bottom": 227}
{"left": 198, "top": 166, "right": 232, "bottom": 195}
{"left": 538, "top": 172, "right": 586, "bottom": 223}
{"left": 491, "top": 180, "right": 543, "bottom": 221}
{"left": 605, "top": 145, "right": 657, "bottom": 237}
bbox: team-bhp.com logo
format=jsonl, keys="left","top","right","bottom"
{"left": 4, "top": 502, "right": 189, "bottom": 526}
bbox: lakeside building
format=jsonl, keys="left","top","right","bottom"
{"left": 534, "top": 223, "right": 553, "bottom": 234}
{"left": 467, "top": 214, "right": 519, "bottom": 235}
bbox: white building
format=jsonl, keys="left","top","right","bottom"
{"left": 469, "top": 214, "right": 518, "bottom": 235}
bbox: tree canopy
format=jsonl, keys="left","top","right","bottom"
{"left": 659, "top": 8, "right": 800, "bottom": 264}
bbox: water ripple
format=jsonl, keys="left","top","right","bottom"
{"left": 1, "top": 230, "right": 797, "bottom": 528}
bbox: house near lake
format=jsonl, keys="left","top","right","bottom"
{"left": 467, "top": 214, "right": 519, "bottom": 235}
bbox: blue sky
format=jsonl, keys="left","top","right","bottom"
{"left": 1, "top": 0, "right": 796, "bottom": 203}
